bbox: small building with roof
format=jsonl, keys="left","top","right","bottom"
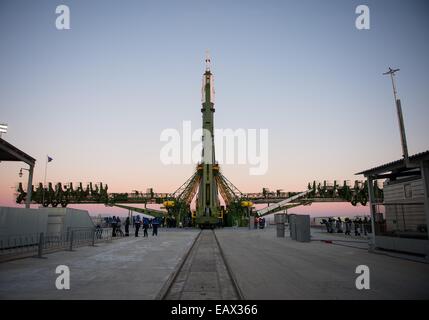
{"left": 0, "top": 137, "right": 35, "bottom": 208}
{"left": 357, "top": 151, "right": 429, "bottom": 258}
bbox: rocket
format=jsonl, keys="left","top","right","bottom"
{"left": 201, "top": 53, "right": 215, "bottom": 104}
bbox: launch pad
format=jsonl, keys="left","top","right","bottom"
{"left": 14, "top": 57, "right": 380, "bottom": 228}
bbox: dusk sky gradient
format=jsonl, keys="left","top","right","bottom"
{"left": 1, "top": 0, "right": 428, "bottom": 216}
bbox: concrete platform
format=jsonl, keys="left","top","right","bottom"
{"left": 310, "top": 228, "right": 370, "bottom": 250}
{"left": 1, "top": 227, "right": 429, "bottom": 300}
{"left": 0, "top": 229, "right": 199, "bottom": 299}
{"left": 215, "top": 228, "right": 429, "bottom": 300}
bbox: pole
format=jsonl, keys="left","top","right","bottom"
{"left": 367, "top": 176, "right": 377, "bottom": 250}
{"left": 25, "top": 165, "right": 34, "bottom": 209}
{"left": 37, "top": 232, "right": 44, "bottom": 258}
{"left": 388, "top": 69, "right": 399, "bottom": 102}
{"left": 69, "top": 230, "right": 74, "bottom": 251}
{"left": 91, "top": 227, "right": 96, "bottom": 246}
{"left": 396, "top": 99, "right": 409, "bottom": 162}
{"left": 383, "top": 67, "right": 409, "bottom": 164}
{"left": 42, "top": 155, "right": 48, "bottom": 206}
{"left": 248, "top": 207, "right": 250, "bottom": 230}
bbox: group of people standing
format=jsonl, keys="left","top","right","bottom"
{"left": 254, "top": 217, "right": 266, "bottom": 229}
{"left": 133, "top": 216, "right": 160, "bottom": 237}
{"left": 321, "top": 216, "right": 371, "bottom": 236}
{"left": 104, "top": 215, "right": 161, "bottom": 238}
{"left": 105, "top": 216, "right": 124, "bottom": 237}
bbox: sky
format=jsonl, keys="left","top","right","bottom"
{"left": 1, "top": 0, "right": 428, "bottom": 216}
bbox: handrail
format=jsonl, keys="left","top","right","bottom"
{"left": 0, "top": 227, "right": 115, "bottom": 260}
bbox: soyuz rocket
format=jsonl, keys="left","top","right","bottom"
{"left": 197, "top": 54, "right": 220, "bottom": 221}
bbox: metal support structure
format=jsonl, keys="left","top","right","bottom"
{"left": 395, "top": 99, "right": 409, "bottom": 163}
{"left": 383, "top": 67, "right": 409, "bottom": 164}
{"left": 68, "top": 230, "right": 74, "bottom": 251}
{"left": 366, "top": 176, "right": 377, "bottom": 249}
{"left": 42, "top": 156, "right": 48, "bottom": 206}
{"left": 37, "top": 232, "right": 44, "bottom": 258}
{"left": 91, "top": 228, "right": 96, "bottom": 246}
{"left": 25, "top": 165, "right": 34, "bottom": 208}
{"left": 247, "top": 207, "right": 251, "bottom": 230}
{"left": 216, "top": 174, "right": 240, "bottom": 207}
{"left": 256, "top": 189, "right": 311, "bottom": 216}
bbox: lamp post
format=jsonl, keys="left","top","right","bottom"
{"left": 19, "top": 167, "right": 29, "bottom": 178}
{"left": 248, "top": 207, "right": 251, "bottom": 230}
{"left": 19, "top": 167, "right": 34, "bottom": 208}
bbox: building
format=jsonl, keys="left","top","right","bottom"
{"left": 357, "top": 151, "right": 429, "bottom": 258}
{"left": 0, "top": 137, "right": 35, "bottom": 208}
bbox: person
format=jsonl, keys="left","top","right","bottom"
{"left": 321, "top": 219, "right": 329, "bottom": 233}
{"left": 363, "top": 217, "right": 369, "bottom": 235}
{"left": 111, "top": 216, "right": 117, "bottom": 237}
{"left": 328, "top": 218, "right": 334, "bottom": 233}
{"left": 161, "top": 216, "right": 166, "bottom": 228}
{"left": 152, "top": 217, "right": 159, "bottom": 236}
{"left": 115, "top": 216, "right": 124, "bottom": 236}
{"left": 135, "top": 215, "right": 141, "bottom": 237}
{"left": 259, "top": 217, "right": 265, "bottom": 229}
{"left": 345, "top": 218, "right": 352, "bottom": 235}
{"left": 366, "top": 217, "right": 372, "bottom": 234}
{"left": 336, "top": 217, "right": 343, "bottom": 233}
{"left": 354, "top": 218, "right": 361, "bottom": 236}
{"left": 143, "top": 217, "right": 149, "bottom": 237}
{"left": 95, "top": 224, "right": 103, "bottom": 239}
{"left": 254, "top": 217, "right": 258, "bottom": 229}
{"left": 125, "top": 217, "right": 130, "bottom": 237}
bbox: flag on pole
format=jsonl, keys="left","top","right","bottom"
{"left": 47, "top": 156, "right": 53, "bottom": 162}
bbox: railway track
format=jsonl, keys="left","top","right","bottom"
{"left": 158, "top": 229, "right": 243, "bottom": 300}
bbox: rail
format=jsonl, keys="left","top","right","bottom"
{"left": 0, "top": 227, "right": 114, "bottom": 261}
{"left": 158, "top": 229, "right": 243, "bottom": 300}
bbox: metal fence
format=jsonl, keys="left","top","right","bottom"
{"left": 318, "top": 220, "right": 372, "bottom": 236}
{"left": 0, "top": 227, "right": 114, "bottom": 260}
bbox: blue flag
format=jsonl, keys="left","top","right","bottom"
{"left": 47, "top": 156, "right": 53, "bottom": 162}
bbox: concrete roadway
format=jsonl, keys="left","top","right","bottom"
{"left": 1, "top": 227, "right": 429, "bottom": 299}
{"left": 215, "top": 228, "right": 429, "bottom": 299}
{"left": 0, "top": 229, "right": 199, "bottom": 299}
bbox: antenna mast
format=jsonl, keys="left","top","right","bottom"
{"left": 383, "top": 67, "right": 409, "bottom": 165}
